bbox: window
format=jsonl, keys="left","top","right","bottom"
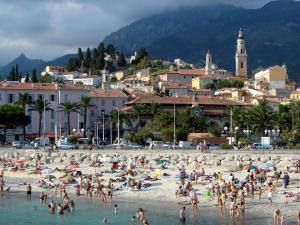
{"left": 51, "top": 122, "right": 55, "bottom": 131}
{"left": 64, "top": 94, "right": 68, "bottom": 101}
{"left": 51, "top": 110, "right": 55, "bottom": 119}
{"left": 112, "top": 100, "right": 116, "bottom": 107}
{"left": 240, "top": 49, "right": 243, "bottom": 54}
{"left": 64, "top": 122, "right": 68, "bottom": 129}
{"left": 241, "top": 62, "right": 244, "bottom": 69}
{"left": 0, "top": 93, "right": 2, "bottom": 101}
{"left": 8, "top": 94, "right": 14, "bottom": 103}
{"left": 28, "top": 95, "right": 34, "bottom": 102}
{"left": 38, "top": 94, "right": 43, "bottom": 100}
{"left": 91, "top": 110, "right": 95, "bottom": 117}
{"left": 50, "top": 94, "right": 55, "bottom": 101}
{"left": 101, "top": 100, "right": 105, "bottom": 106}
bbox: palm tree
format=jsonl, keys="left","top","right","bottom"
{"left": 249, "top": 99, "right": 274, "bottom": 135}
{"left": 15, "top": 92, "right": 30, "bottom": 140}
{"left": 29, "top": 99, "right": 52, "bottom": 137}
{"left": 132, "top": 103, "right": 145, "bottom": 129}
{"left": 58, "top": 101, "right": 80, "bottom": 135}
{"left": 148, "top": 102, "right": 160, "bottom": 116}
{"left": 80, "top": 96, "right": 96, "bottom": 138}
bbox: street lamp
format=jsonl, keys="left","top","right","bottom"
{"left": 243, "top": 129, "right": 252, "bottom": 139}
{"left": 223, "top": 126, "right": 239, "bottom": 146}
{"left": 264, "top": 128, "right": 280, "bottom": 149}
{"left": 173, "top": 102, "right": 176, "bottom": 150}
{"left": 102, "top": 111, "right": 105, "bottom": 142}
{"left": 72, "top": 128, "right": 76, "bottom": 134}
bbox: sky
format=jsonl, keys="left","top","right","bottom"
{"left": 0, "top": 0, "right": 279, "bottom": 66}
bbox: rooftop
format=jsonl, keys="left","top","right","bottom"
{"left": 0, "top": 82, "right": 86, "bottom": 91}
{"left": 88, "top": 89, "right": 128, "bottom": 98}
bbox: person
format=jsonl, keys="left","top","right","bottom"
{"left": 70, "top": 200, "right": 75, "bottom": 211}
{"left": 26, "top": 184, "right": 32, "bottom": 200}
{"left": 102, "top": 218, "right": 108, "bottom": 224}
{"left": 273, "top": 209, "right": 281, "bottom": 224}
{"left": 179, "top": 206, "right": 186, "bottom": 223}
{"left": 191, "top": 195, "right": 197, "bottom": 214}
{"left": 283, "top": 172, "right": 290, "bottom": 188}
{"left": 114, "top": 204, "right": 118, "bottom": 214}
{"left": 34, "top": 142, "right": 38, "bottom": 150}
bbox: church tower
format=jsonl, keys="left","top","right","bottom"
{"left": 235, "top": 28, "right": 247, "bottom": 78}
{"left": 205, "top": 50, "right": 212, "bottom": 75}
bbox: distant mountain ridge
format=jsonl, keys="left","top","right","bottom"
{"left": 0, "top": 53, "right": 75, "bottom": 78}
{"left": 104, "top": 0, "right": 300, "bottom": 82}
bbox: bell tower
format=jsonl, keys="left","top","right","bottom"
{"left": 205, "top": 50, "right": 212, "bottom": 75}
{"left": 235, "top": 28, "right": 247, "bottom": 78}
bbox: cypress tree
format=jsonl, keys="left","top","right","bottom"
{"left": 77, "top": 48, "right": 84, "bottom": 67}
{"left": 31, "top": 69, "right": 38, "bottom": 83}
{"left": 117, "top": 54, "right": 127, "bottom": 67}
{"left": 84, "top": 48, "right": 92, "bottom": 68}
{"left": 25, "top": 74, "right": 30, "bottom": 83}
{"left": 15, "top": 64, "right": 19, "bottom": 81}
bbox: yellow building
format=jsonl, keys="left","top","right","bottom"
{"left": 192, "top": 76, "right": 213, "bottom": 89}
{"left": 290, "top": 90, "right": 300, "bottom": 100}
{"left": 254, "top": 65, "right": 287, "bottom": 90}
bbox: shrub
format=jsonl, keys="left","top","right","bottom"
{"left": 68, "top": 136, "right": 78, "bottom": 144}
{"left": 219, "top": 143, "right": 233, "bottom": 149}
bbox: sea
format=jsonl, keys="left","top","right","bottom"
{"left": 0, "top": 193, "right": 280, "bottom": 225}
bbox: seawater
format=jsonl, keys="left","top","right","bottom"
{"left": 0, "top": 193, "right": 273, "bottom": 225}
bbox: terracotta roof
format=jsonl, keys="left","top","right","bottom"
{"left": 0, "top": 82, "right": 86, "bottom": 91}
{"left": 125, "top": 95, "right": 250, "bottom": 106}
{"left": 88, "top": 89, "right": 128, "bottom": 98}
{"left": 167, "top": 69, "right": 227, "bottom": 78}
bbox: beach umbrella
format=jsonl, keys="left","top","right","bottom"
{"left": 152, "top": 169, "right": 161, "bottom": 178}
{"left": 65, "top": 165, "right": 80, "bottom": 170}
{"left": 14, "top": 159, "right": 26, "bottom": 164}
{"left": 259, "top": 162, "right": 273, "bottom": 169}
{"left": 243, "top": 164, "right": 257, "bottom": 171}
{"left": 41, "top": 168, "right": 55, "bottom": 174}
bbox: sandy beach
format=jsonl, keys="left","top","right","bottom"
{"left": 0, "top": 148, "right": 299, "bottom": 224}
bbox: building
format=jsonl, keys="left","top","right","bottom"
{"left": 254, "top": 65, "right": 288, "bottom": 90}
{"left": 214, "top": 88, "right": 251, "bottom": 103}
{"left": 290, "top": 89, "right": 300, "bottom": 100}
{"left": 0, "top": 81, "right": 128, "bottom": 142}
{"left": 44, "top": 66, "right": 65, "bottom": 74}
{"left": 235, "top": 28, "right": 248, "bottom": 78}
{"left": 205, "top": 50, "right": 213, "bottom": 75}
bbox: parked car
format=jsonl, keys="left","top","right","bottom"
{"left": 58, "top": 143, "right": 77, "bottom": 150}
{"left": 251, "top": 143, "right": 271, "bottom": 150}
{"left": 178, "top": 141, "right": 194, "bottom": 149}
{"left": 12, "top": 141, "right": 33, "bottom": 149}
{"left": 31, "top": 137, "right": 50, "bottom": 146}
{"left": 126, "top": 143, "right": 144, "bottom": 149}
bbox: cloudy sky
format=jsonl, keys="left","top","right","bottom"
{"left": 0, "top": 0, "right": 276, "bottom": 66}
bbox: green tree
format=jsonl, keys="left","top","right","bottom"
{"left": 15, "top": 92, "right": 30, "bottom": 140}
{"left": 249, "top": 99, "right": 274, "bottom": 135}
{"left": 136, "top": 48, "right": 148, "bottom": 62}
{"left": 105, "top": 44, "right": 115, "bottom": 57}
{"left": 58, "top": 101, "right": 79, "bottom": 135}
{"left": 29, "top": 99, "right": 52, "bottom": 137}
{"left": 15, "top": 64, "right": 19, "bottom": 81}
{"left": 0, "top": 104, "right": 31, "bottom": 144}
{"left": 132, "top": 103, "right": 145, "bottom": 129}
{"left": 77, "top": 48, "right": 84, "bottom": 66}
{"left": 117, "top": 53, "right": 126, "bottom": 67}
{"left": 80, "top": 96, "right": 96, "bottom": 138}
{"left": 25, "top": 74, "right": 30, "bottom": 83}
{"left": 7, "top": 66, "right": 16, "bottom": 81}
{"left": 38, "top": 74, "right": 53, "bottom": 83}
{"left": 84, "top": 48, "right": 92, "bottom": 68}
{"left": 31, "top": 69, "right": 38, "bottom": 83}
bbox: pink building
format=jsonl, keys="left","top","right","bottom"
{"left": 0, "top": 81, "right": 127, "bottom": 142}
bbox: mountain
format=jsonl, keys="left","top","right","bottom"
{"left": 104, "top": 0, "right": 300, "bottom": 83}
{"left": 0, "top": 53, "right": 75, "bottom": 79}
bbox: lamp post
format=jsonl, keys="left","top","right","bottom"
{"left": 243, "top": 129, "right": 252, "bottom": 139}
{"left": 43, "top": 96, "right": 46, "bottom": 150}
{"left": 72, "top": 128, "right": 76, "bottom": 134}
{"left": 117, "top": 108, "right": 120, "bottom": 147}
{"left": 223, "top": 126, "right": 239, "bottom": 146}
{"left": 173, "top": 102, "right": 176, "bottom": 150}
{"left": 102, "top": 111, "right": 105, "bottom": 142}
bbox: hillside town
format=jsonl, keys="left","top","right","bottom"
{"left": 0, "top": 28, "right": 299, "bottom": 149}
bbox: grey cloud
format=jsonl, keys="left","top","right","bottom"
{"left": 0, "top": 0, "right": 278, "bottom": 65}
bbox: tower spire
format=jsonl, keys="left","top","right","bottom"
{"left": 235, "top": 28, "right": 247, "bottom": 78}
{"left": 205, "top": 50, "right": 212, "bottom": 75}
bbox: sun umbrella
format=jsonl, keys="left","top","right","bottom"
{"left": 65, "top": 165, "right": 80, "bottom": 170}
{"left": 14, "top": 159, "right": 26, "bottom": 164}
{"left": 152, "top": 169, "right": 161, "bottom": 178}
{"left": 41, "top": 168, "right": 55, "bottom": 174}
{"left": 259, "top": 162, "right": 273, "bottom": 169}
{"left": 243, "top": 164, "right": 257, "bottom": 171}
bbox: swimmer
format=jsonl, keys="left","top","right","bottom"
{"left": 114, "top": 204, "right": 118, "bottom": 214}
{"left": 273, "top": 209, "right": 281, "bottom": 224}
{"left": 102, "top": 218, "right": 108, "bottom": 223}
{"left": 131, "top": 216, "right": 136, "bottom": 221}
